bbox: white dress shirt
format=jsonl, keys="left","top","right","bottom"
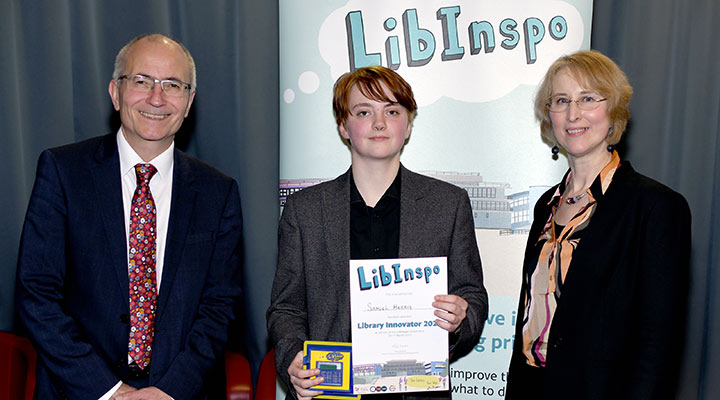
{"left": 117, "top": 129, "right": 174, "bottom": 293}
{"left": 101, "top": 129, "right": 174, "bottom": 400}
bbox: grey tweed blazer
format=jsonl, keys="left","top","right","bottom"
{"left": 267, "top": 165, "right": 488, "bottom": 399}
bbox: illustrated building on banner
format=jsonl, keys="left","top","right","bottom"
{"left": 279, "top": 172, "right": 548, "bottom": 233}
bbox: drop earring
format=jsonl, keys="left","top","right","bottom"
{"left": 607, "top": 144, "right": 614, "bottom": 152}
{"left": 551, "top": 144, "right": 559, "bottom": 160}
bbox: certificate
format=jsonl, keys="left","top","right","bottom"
{"left": 349, "top": 257, "right": 449, "bottom": 394}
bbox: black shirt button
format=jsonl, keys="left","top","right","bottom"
{"left": 120, "top": 314, "right": 129, "bottom": 324}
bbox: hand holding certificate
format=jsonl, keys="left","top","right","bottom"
{"left": 349, "top": 257, "right": 449, "bottom": 394}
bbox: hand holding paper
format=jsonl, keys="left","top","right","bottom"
{"left": 432, "top": 294, "right": 469, "bottom": 332}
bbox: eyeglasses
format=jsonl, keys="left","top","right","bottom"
{"left": 118, "top": 74, "right": 192, "bottom": 97}
{"left": 547, "top": 95, "right": 607, "bottom": 112}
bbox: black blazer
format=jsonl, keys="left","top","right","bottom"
{"left": 506, "top": 161, "right": 691, "bottom": 400}
{"left": 15, "top": 133, "right": 244, "bottom": 399}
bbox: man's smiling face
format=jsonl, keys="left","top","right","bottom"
{"left": 109, "top": 37, "right": 195, "bottom": 157}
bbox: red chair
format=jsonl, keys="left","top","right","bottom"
{"left": 0, "top": 331, "right": 37, "bottom": 400}
{"left": 255, "top": 349, "right": 277, "bottom": 400}
{"left": 225, "top": 350, "right": 253, "bottom": 400}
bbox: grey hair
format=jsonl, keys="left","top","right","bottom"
{"left": 112, "top": 33, "right": 197, "bottom": 89}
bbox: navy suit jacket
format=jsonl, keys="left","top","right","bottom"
{"left": 16, "top": 133, "right": 243, "bottom": 399}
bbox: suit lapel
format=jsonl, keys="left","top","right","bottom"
{"left": 156, "top": 151, "right": 198, "bottom": 320}
{"left": 321, "top": 171, "right": 352, "bottom": 333}
{"left": 560, "top": 163, "right": 633, "bottom": 298}
{"left": 398, "top": 166, "right": 427, "bottom": 257}
{"left": 91, "top": 134, "right": 130, "bottom": 308}
{"left": 322, "top": 170, "right": 351, "bottom": 272}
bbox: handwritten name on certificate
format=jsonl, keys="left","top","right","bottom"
{"left": 349, "top": 257, "right": 449, "bottom": 394}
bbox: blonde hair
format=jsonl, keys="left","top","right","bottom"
{"left": 534, "top": 50, "right": 633, "bottom": 145}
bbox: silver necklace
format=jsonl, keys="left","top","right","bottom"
{"left": 564, "top": 191, "right": 587, "bottom": 204}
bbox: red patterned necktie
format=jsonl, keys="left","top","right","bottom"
{"left": 128, "top": 163, "right": 158, "bottom": 370}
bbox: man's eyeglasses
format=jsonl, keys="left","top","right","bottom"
{"left": 547, "top": 95, "right": 607, "bottom": 112}
{"left": 118, "top": 74, "right": 192, "bottom": 98}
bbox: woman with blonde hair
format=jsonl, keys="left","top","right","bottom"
{"left": 505, "top": 50, "right": 691, "bottom": 399}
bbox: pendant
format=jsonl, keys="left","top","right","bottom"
{"left": 564, "top": 192, "right": 587, "bottom": 205}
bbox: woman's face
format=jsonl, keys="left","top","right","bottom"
{"left": 549, "top": 69, "right": 612, "bottom": 162}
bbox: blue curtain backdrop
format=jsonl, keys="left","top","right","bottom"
{"left": 593, "top": 1, "right": 720, "bottom": 398}
{"left": 0, "top": 0, "right": 717, "bottom": 397}
{"left": 0, "top": 0, "right": 279, "bottom": 382}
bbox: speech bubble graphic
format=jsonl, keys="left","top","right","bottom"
{"left": 319, "top": 0, "right": 584, "bottom": 106}
{"left": 298, "top": 70, "right": 321, "bottom": 94}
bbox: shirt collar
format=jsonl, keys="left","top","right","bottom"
{"left": 549, "top": 150, "right": 622, "bottom": 206}
{"left": 117, "top": 128, "right": 174, "bottom": 182}
{"left": 349, "top": 167, "right": 402, "bottom": 205}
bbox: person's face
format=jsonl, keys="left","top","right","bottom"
{"left": 339, "top": 83, "right": 412, "bottom": 164}
{"left": 549, "top": 69, "right": 611, "bottom": 161}
{"left": 108, "top": 39, "right": 195, "bottom": 155}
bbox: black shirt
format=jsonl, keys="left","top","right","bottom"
{"left": 349, "top": 170, "right": 401, "bottom": 260}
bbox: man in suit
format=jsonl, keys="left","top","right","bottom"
{"left": 267, "top": 66, "right": 487, "bottom": 400}
{"left": 15, "top": 34, "right": 243, "bottom": 399}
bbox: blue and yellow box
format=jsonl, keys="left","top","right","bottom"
{"left": 303, "top": 341, "right": 360, "bottom": 399}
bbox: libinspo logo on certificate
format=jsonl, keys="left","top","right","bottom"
{"left": 349, "top": 257, "right": 449, "bottom": 394}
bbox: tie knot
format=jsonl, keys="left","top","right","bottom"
{"left": 134, "top": 163, "right": 157, "bottom": 186}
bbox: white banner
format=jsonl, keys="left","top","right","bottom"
{"left": 279, "top": 1, "right": 593, "bottom": 398}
